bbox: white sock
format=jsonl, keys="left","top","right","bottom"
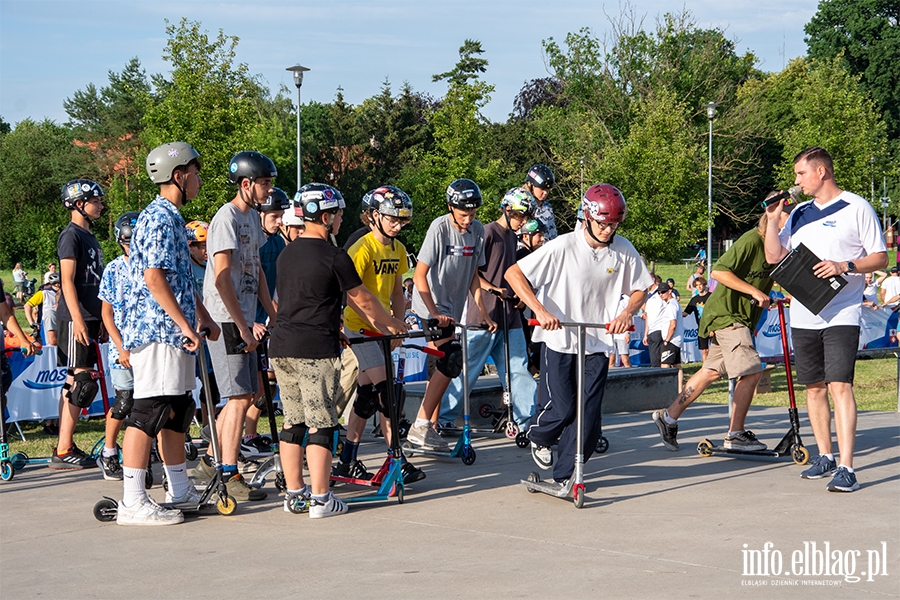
{"left": 663, "top": 411, "right": 677, "bottom": 425}
{"left": 727, "top": 430, "right": 744, "bottom": 437}
{"left": 102, "top": 446, "right": 118, "bottom": 458}
{"left": 838, "top": 464, "right": 854, "bottom": 473}
{"left": 164, "top": 462, "right": 192, "bottom": 499}
{"left": 414, "top": 418, "right": 431, "bottom": 428}
{"left": 824, "top": 453, "right": 835, "bottom": 461}
{"left": 122, "top": 467, "right": 148, "bottom": 507}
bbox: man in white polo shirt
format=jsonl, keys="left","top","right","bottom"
{"left": 764, "top": 146, "right": 887, "bottom": 493}
{"left": 879, "top": 266, "right": 900, "bottom": 307}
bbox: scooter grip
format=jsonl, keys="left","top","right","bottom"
{"left": 359, "top": 329, "right": 382, "bottom": 337}
{"left": 418, "top": 346, "right": 445, "bottom": 358}
{"left": 181, "top": 328, "right": 211, "bottom": 346}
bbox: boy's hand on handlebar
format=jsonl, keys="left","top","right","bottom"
{"left": 252, "top": 322, "right": 269, "bottom": 341}
{"left": 197, "top": 318, "right": 220, "bottom": 342}
{"left": 606, "top": 313, "right": 632, "bottom": 335}
{"left": 535, "top": 308, "right": 560, "bottom": 331}
{"left": 182, "top": 328, "right": 201, "bottom": 352}
{"left": 433, "top": 313, "right": 453, "bottom": 328}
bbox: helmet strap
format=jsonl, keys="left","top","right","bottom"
{"left": 586, "top": 220, "right": 614, "bottom": 247}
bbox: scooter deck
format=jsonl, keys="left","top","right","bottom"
{"left": 520, "top": 472, "right": 573, "bottom": 498}
{"left": 342, "top": 461, "right": 404, "bottom": 504}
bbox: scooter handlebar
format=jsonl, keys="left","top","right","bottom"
{"left": 527, "top": 319, "right": 634, "bottom": 331}
{"left": 2, "top": 345, "right": 42, "bottom": 356}
{"left": 181, "top": 328, "right": 211, "bottom": 347}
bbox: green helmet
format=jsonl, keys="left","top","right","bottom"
{"left": 518, "top": 218, "right": 547, "bottom": 236}
{"left": 146, "top": 142, "right": 200, "bottom": 184}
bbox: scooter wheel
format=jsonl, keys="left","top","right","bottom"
{"left": 461, "top": 446, "right": 477, "bottom": 466}
{"left": 573, "top": 484, "right": 585, "bottom": 509}
{"left": 335, "top": 439, "right": 343, "bottom": 458}
{"left": 286, "top": 495, "right": 308, "bottom": 514}
{"left": 216, "top": 494, "right": 237, "bottom": 515}
{"left": 697, "top": 439, "right": 714, "bottom": 457}
{"left": 397, "top": 484, "right": 404, "bottom": 504}
{"left": 89, "top": 437, "right": 106, "bottom": 460}
{"left": 275, "top": 471, "right": 287, "bottom": 493}
{"left": 595, "top": 436, "right": 609, "bottom": 454}
{"left": 515, "top": 431, "right": 529, "bottom": 449}
{"left": 792, "top": 446, "right": 810, "bottom": 466}
{"left": 505, "top": 421, "right": 519, "bottom": 439}
{"left": 1, "top": 461, "right": 14, "bottom": 481}
{"left": 93, "top": 498, "right": 117, "bottom": 522}
{"left": 185, "top": 443, "right": 198, "bottom": 462}
{"left": 397, "top": 419, "right": 411, "bottom": 440}
{"left": 11, "top": 452, "right": 27, "bottom": 470}
{"left": 526, "top": 471, "right": 540, "bottom": 491}
{"left": 145, "top": 469, "right": 154, "bottom": 489}
{"left": 478, "top": 403, "right": 493, "bottom": 419}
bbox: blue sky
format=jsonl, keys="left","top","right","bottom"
{"left": 0, "top": 0, "right": 820, "bottom": 126}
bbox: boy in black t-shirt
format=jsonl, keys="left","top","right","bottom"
{"left": 269, "top": 183, "right": 406, "bottom": 518}
{"left": 683, "top": 276, "right": 712, "bottom": 362}
{"left": 50, "top": 179, "right": 106, "bottom": 470}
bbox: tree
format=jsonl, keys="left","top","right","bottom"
{"left": 805, "top": 0, "right": 900, "bottom": 142}
{"left": 433, "top": 39, "right": 488, "bottom": 85}
{"left": 0, "top": 119, "right": 94, "bottom": 267}
{"left": 141, "top": 18, "right": 264, "bottom": 222}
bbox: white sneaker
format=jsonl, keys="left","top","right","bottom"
{"left": 309, "top": 492, "right": 349, "bottom": 519}
{"left": 116, "top": 497, "right": 184, "bottom": 526}
{"left": 165, "top": 485, "right": 204, "bottom": 505}
{"left": 406, "top": 422, "right": 449, "bottom": 451}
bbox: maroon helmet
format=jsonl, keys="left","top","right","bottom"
{"left": 582, "top": 184, "right": 626, "bottom": 223}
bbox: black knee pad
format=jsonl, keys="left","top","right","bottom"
{"left": 162, "top": 392, "right": 194, "bottom": 434}
{"left": 306, "top": 425, "right": 339, "bottom": 452}
{"left": 353, "top": 383, "right": 380, "bottom": 419}
{"left": 435, "top": 340, "right": 463, "bottom": 378}
{"left": 126, "top": 396, "right": 172, "bottom": 438}
{"left": 68, "top": 371, "right": 99, "bottom": 408}
{"left": 279, "top": 423, "right": 308, "bottom": 446}
{"left": 110, "top": 388, "right": 134, "bottom": 420}
{"left": 253, "top": 391, "right": 268, "bottom": 410}
{"left": 376, "top": 381, "right": 393, "bottom": 417}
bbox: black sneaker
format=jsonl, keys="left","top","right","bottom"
{"left": 652, "top": 410, "right": 679, "bottom": 451}
{"left": 96, "top": 453, "right": 123, "bottom": 480}
{"left": 49, "top": 445, "right": 95, "bottom": 470}
{"left": 723, "top": 430, "right": 767, "bottom": 451}
{"left": 334, "top": 460, "right": 374, "bottom": 481}
{"left": 241, "top": 435, "right": 274, "bottom": 456}
{"left": 401, "top": 462, "right": 426, "bottom": 484}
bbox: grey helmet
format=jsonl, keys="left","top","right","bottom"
{"left": 114, "top": 212, "right": 140, "bottom": 245}
{"left": 146, "top": 142, "right": 200, "bottom": 184}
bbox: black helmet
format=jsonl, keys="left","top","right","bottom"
{"left": 258, "top": 187, "right": 290, "bottom": 212}
{"left": 372, "top": 186, "right": 413, "bottom": 219}
{"left": 114, "top": 212, "right": 140, "bottom": 245}
{"left": 361, "top": 189, "right": 378, "bottom": 213}
{"left": 446, "top": 179, "right": 482, "bottom": 210}
{"left": 228, "top": 151, "right": 277, "bottom": 184}
{"left": 61, "top": 179, "right": 104, "bottom": 210}
{"left": 293, "top": 183, "right": 342, "bottom": 222}
{"left": 525, "top": 164, "right": 556, "bottom": 190}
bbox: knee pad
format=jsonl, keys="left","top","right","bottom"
{"left": 253, "top": 392, "right": 268, "bottom": 410}
{"left": 435, "top": 340, "right": 463, "bottom": 378}
{"left": 353, "top": 383, "right": 380, "bottom": 419}
{"left": 110, "top": 388, "right": 134, "bottom": 421}
{"left": 306, "top": 425, "right": 339, "bottom": 453}
{"left": 126, "top": 396, "right": 172, "bottom": 438}
{"left": 163, "top": 392, "right": 194, "bottom": 434}
{"left": 376, "top": 381, "right": 393, "bottom": 417}
{"left": 68, "top": 371, "right": 99, "bottom": 408}
{"left": 279, "top": 423, "right": 308, "bottom": 446}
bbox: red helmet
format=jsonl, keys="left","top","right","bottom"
{"left": 582, "top": 184, "right": 626, "bottom": 223}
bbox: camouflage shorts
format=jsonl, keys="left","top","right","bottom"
{"left": 270, "top": 356, "right": 341, "bottom": 429}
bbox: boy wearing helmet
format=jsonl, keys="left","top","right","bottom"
{"left": 338, "top": 186, "right": 425, "bottom": 484}
{"left": 193, "top": 152, "right": 277, "bottom": 502}
{"left": 241, "top": 188, "right": 291, "bottom": 457}
{"left": 269, "top": 183, "right": 407, "bottom": 518}
{"left": 50, "top": 179, "right": 106, "bottom": 470}
{"left": 93, "top": 212, "right": 140, "bottom": 480}
{"left": 408, "top": 179, "right": 495, "bottom": 451}
{"left": 506, "top": 183, "right": 652, "bottom": 485}
{"left": 118, "top": 142, "right": 220, "bottom": 525}
{"left": 439, "top": 187, "right": 538, "bottom": 431}
{"left": 524, "top": 164, "right": 558, "bottom": 240}
{"left": 185, "top": 220, "right": 219, "bottom": 433}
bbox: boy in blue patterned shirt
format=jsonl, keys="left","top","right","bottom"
{"left": 95, "top": 212, "right": 139, "bottom": 481}
{"left": 117, "top": 142, "right": 219, "bottom": 526}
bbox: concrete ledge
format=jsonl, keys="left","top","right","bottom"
{"left": 402, "top": 367, "right": 678, "bottom": 424}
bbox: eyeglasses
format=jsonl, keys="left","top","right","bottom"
{"left": 381, "top": 214, "right": 410, "bottom": 228}
{"left": 594, "top": 221, "right": 619, "bottom": 231}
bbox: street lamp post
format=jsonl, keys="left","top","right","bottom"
{"left": 870, "top": 156, "right": 876, "bottom": 207}
{"left": 882, "top": 175, "right": 890, "bottom": 233}
{"left": 704, "top": 102, "right": 718, "bottom": 274}
{"left": 286, "top": 64, "right": 310, "bottom": 189}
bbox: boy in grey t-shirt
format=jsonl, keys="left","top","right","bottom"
{"left": 408, "top": 179, "right": 495, "bottom": 450}
{"left": 194, "top": 151, "right": 277, "bottom": 502}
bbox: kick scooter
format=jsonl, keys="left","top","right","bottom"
{"left": 696, "top": 299, "right": 809, "bottom": 464}
{"left": 93, "top": 330, "right": 237, "bottom": 521}
{"left": 249, "top": 334, "right": 288, "bottom": 493}
{"left": 477, "top": 290, "right": 523, "bottom": 441}
{"left": 2, "top": 345, "right": 43, "bottom": 481}
{"left": 521, "top": 320, "right": 625, "bottom": 508}
{"left": 402, "top": 322, "right": 484, "bottom": 465}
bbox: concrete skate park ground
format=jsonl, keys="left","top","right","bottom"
{"left": 1, "top": 404, "right": 898, "bottom": 599}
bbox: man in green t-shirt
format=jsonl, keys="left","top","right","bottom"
{"left": 651, "top": 202, "right": 790, "bottom": 452}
